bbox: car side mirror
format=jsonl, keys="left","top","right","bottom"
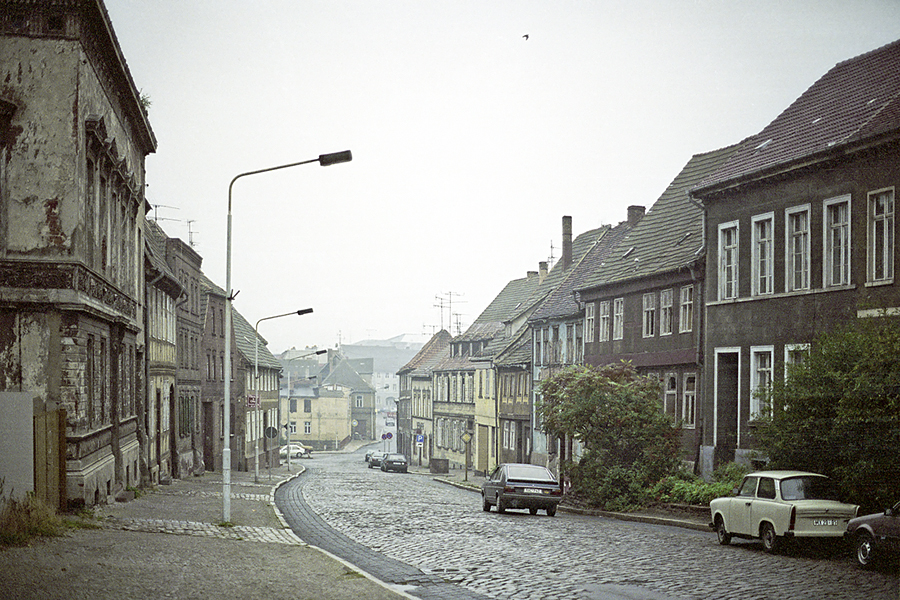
{"left": 886, "top": 508, "right": 894, "bottom": 517}
{"left": 732, "top": 487, "right": 740, "bottom": 496}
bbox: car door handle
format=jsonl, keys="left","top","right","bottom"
{"left": 745, "top": 502, "right": 752, "bottom": 506}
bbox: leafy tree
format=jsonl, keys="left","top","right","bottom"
{"left": 538, "top": 363, "right": 683, "bottom": 510}
{"left": 756, "top": 316, "right": 900, "bottom": 513}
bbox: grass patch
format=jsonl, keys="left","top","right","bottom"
{"left": 0, "top": 481, "right": 64, "bottom": 546}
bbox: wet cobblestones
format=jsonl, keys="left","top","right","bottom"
{"left": 278, "top": 450, "right": 899, "bottom": 600}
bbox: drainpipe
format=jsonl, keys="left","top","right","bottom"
{"left": 687, "top": 190, "right": 708, "bottom": 463}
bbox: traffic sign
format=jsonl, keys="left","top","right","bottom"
{"left": 264, "top": 426, "right": 278, "bottom": 439}
{"left": 386, "top": 432, "right": 393, "bottom": 439}
{"left": 415, "top": 434, "right": 424, "bottom": 444}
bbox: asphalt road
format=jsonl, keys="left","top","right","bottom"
{"left": 277, "top": 447, "right": 899, "bottom": 600}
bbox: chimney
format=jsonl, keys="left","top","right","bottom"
{"left": 562, "top": 216, "right": 572, "bottom": 270}
{"left": 627, "top": 205, "right": 645, "bottom": 226}
{"left": 538, "top": 261, "right": 548, "bottom": 283}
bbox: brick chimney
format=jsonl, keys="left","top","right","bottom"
{"left": 627, "top": 205, "right": 645, "bottom": 226}
{"left": 539, "top": 261, "right": 548, "bottom": 283}
{"left": 562, "top": 216, "right": 572, "bottom": 270}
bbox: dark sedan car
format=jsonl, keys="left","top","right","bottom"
{"left": 482, "top": 463, "right": 562, "bottom": 516}
{"left": 368, "top": 452, "right": 386, "bottom": 468}
{"left": 845, "top": 500, "right": 900, "bottom": 568}
{"left": 380, "top": 453, "right": 408, "bottom": 473}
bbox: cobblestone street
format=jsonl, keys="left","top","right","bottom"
{"left": 277, "top": 448, "right": 899, "bottom": 600}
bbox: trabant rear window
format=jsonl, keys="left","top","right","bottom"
{"left": 506, "top": 465, "right": 555, "bottom": 482}
{"left": 780, "top": 476, "right": 839, "bottom": 501}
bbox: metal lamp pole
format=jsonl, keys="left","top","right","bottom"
{"left": 254, "top": 309, "right": 313, "bottom": 483}
{"left": 223, "top": 150, "right": 351, "bottom": 522}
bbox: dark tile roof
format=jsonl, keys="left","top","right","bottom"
{"left": 578, "top": 145, "right": 738, "bottom": 291}
{"left": 455, "top": 274, "right": 543, "bottom": 342}
{"left": 398, "top": 330, "right": 452, "bottom": 376}
{"left": 494, "top": 326, "right": 532, "bottom": 368}
{"left": 530, "top": 224, "right": 627, "bottom": 321}
{"left": 144, "top": 219, "right": 182, "bottom": 298}
{"left": 695, "top": 38, "right": 900, "bottom": 193}
{"left": 231, "top": 307, "right": 283, "bottom": 371}
{"left": 321, "top": 358, "right": 374, "bottom": 393}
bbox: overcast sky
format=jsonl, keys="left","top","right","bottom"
{"left": 104, "top": 1, "right": 900, "bottom": 353}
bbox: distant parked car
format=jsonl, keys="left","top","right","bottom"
{"left": 279, "top": 444, "right": 311, "bottom": 460}
{"left": 368, "top": 452, "right": 386, "bottom": 468}
{"left": 482, "top": 463, "right": 562, "bottom": 516}
{"left": 845, "top": 500, "right": 900, "bottom": 568}
{"left": 710, "top": 470, "right": 858, "bottom": 553}
{"left": 380, "top": 453, "right": 408, "bottom": 473}
{"left": 385, "top": 420, "right": 395, "bottom": 427}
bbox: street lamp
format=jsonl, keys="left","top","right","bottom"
{"left": 254, "top": 309, "right": 313, "bottom": 483}
{"left": 223, "top": 150, "right": 351, "bottom": 522}
{"left": 282, "top": 349, "right": 326, "bottom": 472}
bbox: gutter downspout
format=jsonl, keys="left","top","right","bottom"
{"left": 687, "top": 190, "right": 708, "bottom": 470}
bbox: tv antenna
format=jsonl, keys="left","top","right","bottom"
{"left": 150, "top": 204, "right": 179, "bottom": 221}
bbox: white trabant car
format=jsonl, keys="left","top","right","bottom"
{"left": 710, "top": 470, "right": 858, "bottom": 553}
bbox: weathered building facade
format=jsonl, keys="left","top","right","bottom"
{"left": 0, "top": 0, "right": 156, "bottom": 506}
{"left": 691, "top": 40, "right": 900, "bottom": 474}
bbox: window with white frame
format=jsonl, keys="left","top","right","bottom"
{"left": 585, "top": 303, "right": 595, "bottom": 343}
{"left": 664, "top": 373, "right": 677, "bottom": 418}
{"left": 613, "top": 298, "right": 624, "bottom": 340}
{"left": 750, "top": 346, "right": 774, "bottom": 419}
{"left": 642, "top": 293, "right": 656, "bottom": 337}
{"left": 868, "top": 188, "right": 894, "bottom": 283}
{"left": 304, "top": 421, "right": 311, "bottom": 434}
{"left": 290, "top": 421, "right": 297, "bottom": 434}
{"left": 682, "top": 374, "right": 697, "bottom": 428}
{"left": 679, "top": 285, "right": 693, "bottom": 332}
{"left": 824, "top": 196, "right": 851, "bottom": 287}
{"left": 784, "top": 343, "right": 810, "bottom": 379}
{"left": 786, "top": 205, "right": 811, "bottom": 292}
{"left": 598, "top": 300, "right": 610, "bottom": 342}
{"left": 718, "top": 222, "right": 739, "bottom": 300}
{"left": 752, "top": 213, "right": 774, "bottom": 296}
{"left": 660, "top": 289, "right": 673, "bottom": 335}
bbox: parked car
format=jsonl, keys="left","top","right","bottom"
{"left": 279, "top": 444, "right": 311, "bottom": 459}
{"left": 380, "top": 453, "right": 408, "bottom": 473}
{"left": 710, "top": 470, "right": 858, "bottom": 553}
{"left": 845, "top": 500, "right": 900, "bottom": 568}
{"left": 365, "top": 449, "right": 377, "bottom": 462}
{"left": 368, "top": 452, "right": 386, "bottom": 468}
{"left": 385, "top": 420, "right": 396, "bottom": 427}
{"left": 482, "top": 463, "right": 562, "bottom": 516}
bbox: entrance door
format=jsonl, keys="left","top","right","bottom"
{"left": 715, "top": 350, "right": 740, "bottom": 464}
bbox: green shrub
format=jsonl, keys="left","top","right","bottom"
{"left": 650, "top": 463, "right": 749, "bottom": 506}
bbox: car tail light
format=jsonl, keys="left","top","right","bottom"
{"left": 551, "top": 488, "right": 562, "bottom": 496}
{"left": 504, "top": 486, "right": 516, "bottom": 494}
{"left": 789, "top": 506, "right": 796, "bottom": 532}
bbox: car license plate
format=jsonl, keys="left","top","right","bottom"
{"left": 814, "top": 519, "right": 838, "bottom": 526}
{"left": 523, "top": 488, "right": 544, "bottom": 494}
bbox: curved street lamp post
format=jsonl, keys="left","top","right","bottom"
{"left": 223, "top": 150, "right": 351, "bottom": 521}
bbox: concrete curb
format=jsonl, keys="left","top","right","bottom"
{"left": 429, "top": 474, "right": 711, "bottom": 532}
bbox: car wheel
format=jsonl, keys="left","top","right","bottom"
{"left": 760, "top": 522, "right": 780, "bottom": 553}
{"left": 855, "top": 531, "right": 877, "bottom": 568}
{"left": 497, "top": 496, "right": 506, "bottom": 513}
{"left": 546, "top": 504, "right": 557, "bottom": 517}
{"left": 482, "top": 495, "right": 491, "bottom": 512}
{"left": 715, "top": 517, "right": 731, "bottom": 546}
{"left": 368, "top": 463, "right": 373, "bottom": 469}
{"left": 529, "top": 507, "right": 538, "bottom": 515}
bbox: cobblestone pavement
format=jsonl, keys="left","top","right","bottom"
{"left": 277, "top": 448, "right": 899, "bottom": 600}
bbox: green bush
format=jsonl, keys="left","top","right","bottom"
{"left": 540, "top": 363, "right": 684, "bottom": 511}
{"left": 650, "top": 463, "right": 749, "bottom": 506}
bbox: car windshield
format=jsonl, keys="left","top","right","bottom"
{"left": 780, "top": 476, "right": 839, "bottom": 501}
{"left": 506, "top": 465, "right": 555, "bottom": 482}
